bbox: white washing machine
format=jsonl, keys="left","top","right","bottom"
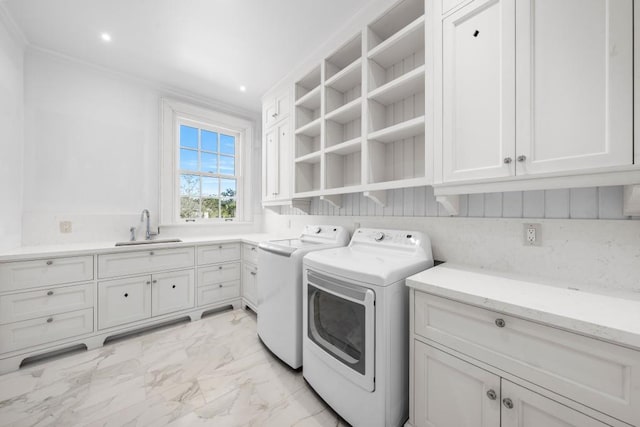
{"left": 302, "top": 228, "right": 433, "bottom": 427}
{"left": 257, "top": 225, "right": 350, "bottom": 369}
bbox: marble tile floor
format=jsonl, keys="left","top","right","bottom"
{"left": 0, "top": 309, "right": 349, "bottom": 427}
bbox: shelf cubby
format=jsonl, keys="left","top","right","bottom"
{"left": 295, "top": 65, "right": 322, "bottom": 102}
{"left": 326, "top": 114, "right": 361, "bottom": 149}
{"left": 368, "top": 16, "right": 425, "bottom": 70}
{"left": 367, "top": 0, "right": 424, "bottom": 52}
{"left": 325, "top": 34, "right": 362, "bottom": 81}
{"left": 295, "top": 117, "right": 321, "bottom": 137}
{"left": 368, "top": 65, "right": 425, "bottom": 105}
{"left": 295, "top": 134, "right": 321, "bottom": 158}
{"left": 325, "top": 137, "right": 362, "bottom": 156}
{"left": 295, "top": 150, "right": 322, "bottom": 164}
{"left": 295, "top": 85, "right": 321, "bottom": 110}
{"left": 368, "top": 132, "right": 425, "bottom": 184}
{"left": 326, "top": 151, "right": 362, "bottom": 189}
{"left": 295, "top": 162, "right": 322, "bottom": 193}
{"left": 326, "top": 59, "right": 362, "bottom": 93}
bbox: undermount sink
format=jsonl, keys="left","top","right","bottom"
{"left": 115, "top": 239, "right": 182, "bottom": 247}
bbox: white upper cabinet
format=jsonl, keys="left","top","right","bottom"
{"left": 515, "top": 0, "right": 633, "bottom": 175}
{"left": 442, "top": 0, "right": 516, "bottom": 182}
{"left": 263, "top": 118, "right": 291, "bottom": 202}
{"left": 439, "top": 0, "right": 635, "bottom": 190}
{"left": 264, "top": 91, "right": 290, "bottom": 128}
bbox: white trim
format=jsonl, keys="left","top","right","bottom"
{"left": 0, "top": 3, "right": 28, "bottom": 47}
{"left": 160, "top": 98, "right": 255, "bottom": 225}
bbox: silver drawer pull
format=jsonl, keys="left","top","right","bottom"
{"left": 146, "top": 281, "right": 151, "bottom": 285}
{"left": 219, "top": 266, "right": 223, "bottom": 270}
{"left": 218, "top": 245, "right": 223, "bottom": 249}
{"left": 219, "top": 284, "right": 223, "bottom": 288}
{"left": 150, "top": 251, "right": 155, "bottom": 256}
{"left": 486, "top": 389, "right": 497, "bottom": 400}
{"left": 502, "top": 398, "right": 514, "bottom": 409}
{"left": 495, "top": 318, "right": 506, "bottom": 328}
{"left": 46, "top": 260, "right": 53, "bottom": 266}
{"left": 250, "top": 271, "right": 257, "bottom": 276}
{"left": 517, "top": 155, "right": 527, "bottom": 162}
{"left": 46, "top": 317, "right": 53, "bottom": 323}
{"left": 251, "top": 247, "right": 256, "bottom": 251}
{"left": 503, "top": 157, "right": 512, "bottom": 164}
{"left": 47, "top": 290, "right": 54, "bottom": 296}
{"left": 152, "top": 279, "right": 157, "bottom": 284}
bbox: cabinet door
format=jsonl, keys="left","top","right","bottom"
{"left": 276, "top": 119, "right": 290, "bottom": 199}
{"left": 501, "top": 380, "right": 608, "bottom": 427}
{"left": 442, "top": 0, "right": 516, "bottom": 183}
{"left": 275, "top": 92, "right": 290, "bottom": 121}
{"left": 264, "top": 99, "right": 278, "bottom": 128}
{"left": 263, "top": 127, "right": 279, "bottom": 201}
{"left": 98, "top": 276, "right": 151, "bottom": 329}
{"left": 516, "top": 0, "right": 633, "bottom": 175}
{"left": 151, "top": 270, "right": 194, "bottom": 317}
{"left": 414, "top": 341, "right": 500, "bottom": 427}
{"left": 242, "top": 263, "right": 258, "bottom": 307}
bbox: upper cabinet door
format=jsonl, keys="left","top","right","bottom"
{"left": 276, "top": 119, "right": 290, "bottom": 199}
{"left": 442, "top": 0, "right": 516, "bottom": 183}
{"left": 515, "top": 0, "right": 633, "bottom": 175}
{"left": 263, "top": 128, "right": 279, "bottom": 200}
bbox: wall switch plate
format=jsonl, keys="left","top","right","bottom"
{"left": 59, "top": 221, "right": 72, "bottom": 234}
{"left": 523, "top": 223, "right": 541, "bottom": 246}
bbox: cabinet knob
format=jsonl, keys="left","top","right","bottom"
{"left": 47, "top": 290, "right": 54, "bottom": 296}
{"left": 219, "top": 266, "right": 223, "bottom": 270}
{"left": 46, "top": 317, "right": 53, "bottom": 323}
{"left": 250, "top": 271, "right": 257, "bottom": 276}
{"left": 150, "top": 251, "right": 155, "bottom": 256}
{"left": 124, "top": 293, "right": 129, "bottom": 297}
{"left": 251, "top": 247, "right": 256, "bottom": 251}
{"left": 46, "top": 260, "right": 53, "bottom": 266}
{"left": 502, "top": 398, "right": 514, "bottom": 409}
{"left": 146, "top": 281, "right": 151, "bottom": 285}
{"left": 486, "top": 389, "right": 497, "bottom": 400}
{"left": 219, "top": 245, "right": 223, "bottom": 249}
{"left": 152, "top": 279, "right": 157, "bottom": 284}
{"left": 272, "top": 113, "right": 278, "bottom": 118}
{"left": 219, "top": 284, "right": 223, "bottom": 288}
{"left": 503, "top": 157, "right": 512, "bottom": 164}
{"left": 495, "top": 318, "right": 506, "bottom": 328}
{"left": 172, "top": 284, "right": 176, "bottom": 289}
{"left": 517, "top": 155, "right": 527, "bottom": 162}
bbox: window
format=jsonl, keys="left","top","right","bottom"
{"left": 160, "top": 99, "right": 255, "bottom": 224}
{"left": 178, "top": 122, "right": 239, "bottom": 219}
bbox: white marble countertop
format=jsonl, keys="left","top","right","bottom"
{"left": 406, "top": 264, "right": 640, "bottom": 351}
{"left": 0, "top": 233, "right": 297, "bottom": 262}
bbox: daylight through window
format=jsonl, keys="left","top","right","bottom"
{"left": 178, "top": 122, "right": 239, "bottom": 220}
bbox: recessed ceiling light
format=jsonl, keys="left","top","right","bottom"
{"left": 101, "top": 33, "right": 112, "bottom": 42}
{"left": 239, "top": 86, "right": 247, "bottom": 92}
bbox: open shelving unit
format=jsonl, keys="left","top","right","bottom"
{"left": 289, "top": 0, "right": 427, "bottom": 207}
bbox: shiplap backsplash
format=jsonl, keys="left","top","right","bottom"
{"left": 281, "top": 186, "right": 636, "bottom": 220}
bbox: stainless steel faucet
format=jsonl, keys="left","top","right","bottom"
{"left": 140, "top": 209, "right": 155, "bottom": 240}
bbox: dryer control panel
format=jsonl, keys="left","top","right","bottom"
{"left": 351, "top": 228, "right": 428, "bottom": 250}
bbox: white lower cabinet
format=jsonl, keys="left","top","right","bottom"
{"left": 410, "top": 290, "right": 638, "bottom": 427}
{"left": 0, "top": 308, "right": 94, "bottom": 354}
{"left": 98, "top": 276, "right": 152, "bottom": 329}
{"left": 414, "top": 341, "right": 607, "bottom": 427}
{"left": 99, "top": 270, "right": 195, "bottom": 329}
{"left": 197, "top": 281, "right": 240, "bottom": 306}
{"left": 241, "top": 262, "right": 258, "bottom": 309}
{"left": 151, "top": 270, "right": 194, "bottom": 316}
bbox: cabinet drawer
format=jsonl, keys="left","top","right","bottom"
{"left": 98, "top": 276, "right": 151, "bottom": 329}
{"left": 197, "top": 280, "right": 240, "bottom": 307}
{"left": 242, "top": 263, "right": 258, "bottom": 306}
{"left": 0, "top": 283, "right": 94, "bottom": 325}
{"left": 0, "top": 308, "right": 93, "bottom": 354}
{"left": 242, "top": 243, "right": 258, "bottom": 265}
{"left": 197, "top": 243, "right": 240, "bottom": 265}
{"left": 151, "top": 270, "right": 194, "bottom": 317}
{"left": 0, "top": 256, "right": 94, "bottom": 293}
{"left": 98, "top": 247, "right": 194, "bottom": 279}
{"left": 197, "top": 263, "right": 241, "bottom": 287}
{"left": 414, "top": 292, "right": 640, "bottom": 426}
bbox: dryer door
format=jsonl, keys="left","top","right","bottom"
{"left": 306, "top": 270, "right": 375, "bottom": 392}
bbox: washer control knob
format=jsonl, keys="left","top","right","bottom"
{"left": 374, "top": 232, "right": 384, "bottom": 242}
{"left": 313, "top": 227, "right": 321, "bottom": 234}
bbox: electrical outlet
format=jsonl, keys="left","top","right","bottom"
{"left": 523, "top": 223, "right": 541, "bottom": 246}
{"left": 59, "top": 221, "right": 72, "bottom": 234}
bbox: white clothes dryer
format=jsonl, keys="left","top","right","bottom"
{"left": 302, "top": 228, "right": 433, "bottom": 427}
{"left": 257, "top": 225, "right": 350, "bottom": 369}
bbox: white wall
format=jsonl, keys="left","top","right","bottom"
{"left": 0, "top": 11, "right": 24, "bottom": 251}
{"left": 22, "top": 49, "right": 262, "bottom": 245}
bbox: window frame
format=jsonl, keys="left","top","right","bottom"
{"left": 160, "top": 98, "right": 255, "bottom": 225}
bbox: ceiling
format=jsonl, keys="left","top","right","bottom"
{"left": 3, "top": 0, "right": 372, "bottom": 113}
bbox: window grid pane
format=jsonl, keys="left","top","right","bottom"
{"left": 178, "top": 124, "right": 238, "bottom": 220}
